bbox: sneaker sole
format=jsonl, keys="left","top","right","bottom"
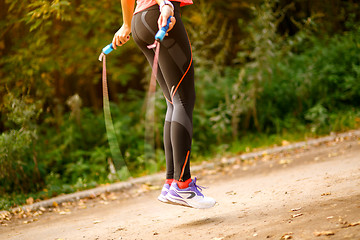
{"left": 158, "top": 195, "right": 188, "bottom": 207}
{"left": 157, "top": 194, "right": 169, "bottom": 203}
{"left": 166, "top": 194, "right": 216, "bottom": 209}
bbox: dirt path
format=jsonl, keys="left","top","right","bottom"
{"left": 1, "top": 136, "right": 360, "bottom": 240}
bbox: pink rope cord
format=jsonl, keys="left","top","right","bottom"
{"left": 148, "top": 41, "right": 160, "bottom": 94}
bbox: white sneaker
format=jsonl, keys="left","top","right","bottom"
{"left": 165, "top": 177, "right": 216, "bottom": 209}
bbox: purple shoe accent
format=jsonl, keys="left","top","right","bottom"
{"left": 187, "top": 177, "right": 205, "bottom": 197}
{"left": 157, "top": 183, "right": 170, "bottom": 203}
{"left": 165, "top": 177, "right": 215, "bottom": 208}
{"left": 160, "top": 184, "right": 170, "bottom": 196}
{"left": 168, "top": 188, "right": 182, "bottom": 198}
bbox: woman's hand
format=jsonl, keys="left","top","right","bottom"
{"left": 158, "top": 5, "right": 176, "bottom": 35}
{"left": 112, "top": 24, "right": 131, "bottom": 49}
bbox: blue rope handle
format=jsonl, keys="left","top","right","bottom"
{"left": 102, "top": 43, "right": 114, "bottom": 55}
{"left": 155, "top": 16, "right": 172, "bottom": 42}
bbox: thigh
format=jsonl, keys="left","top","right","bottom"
{"left": 132, "top": 9, "right": 171, "bottom": 100}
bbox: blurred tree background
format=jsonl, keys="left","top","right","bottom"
{"left": 0, "top": 0, "right": 359, "bottom": 209}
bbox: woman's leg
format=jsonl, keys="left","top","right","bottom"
{"left": 132, "top": 3, "right": 194, "bottom": 183}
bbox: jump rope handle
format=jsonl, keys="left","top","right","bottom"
{"left": 98, "top": 43, "right": 114, "bottom": 61}
{"left": 102, "top": 43, "right": 114, "bottom": 55}
{"left": 155, "top": 16, "right": 172, "bottom": 42}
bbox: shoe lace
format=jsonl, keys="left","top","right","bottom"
{"left": 193, "top": 177, "right": 206, "bottom": 192}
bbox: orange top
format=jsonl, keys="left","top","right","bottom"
{"left": 134, "top": 0, "right": 193, "bottom": 14}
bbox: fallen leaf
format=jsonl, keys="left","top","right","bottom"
{"left": 52, "top": 201, "right": 58, "bottom": 207}
{"left": 26, "top": 197, "right": 34, "bottom": 205}
{"left": 107, "top": 193, "right": 118, "bottom": 200}
{"left": 291, "top": 213, "right": 303, "bottom": 218}
{"left": 114, "top": 227, "right": 126, "bottom": 232}
{"left": 232, "top": 164, "right": 240, "bottom": 170}
{"left": 291, "top": 207, "right": 302, "bottom": 212}
{"left": 0, "top": 211, "right": 10, "bottom": 220}
{"left": 220, "top": 157, "right": 228, "bottom": 164}
{"left": 348, "top": 220, "right": 360, "bottom": 227}
{"left": 282, "top": 140, "right": 290, "bottom": 146}
{"left": 321, "top": 192, "right": 331, "bottom": 196}
{"left": 338, "top": 217, "right": 348, "bottom": 225}
{"left": 279, "top": 159, "right": 293, "bottom": 165}
{"left": 262, "top": 155, "right": 271, "bottom": 161}
{"left": 313, "top": 231, "right": 335, "bottom": 236}
{"left": 280, "top": 232, "right": 293, "bottom": 239}
{"left": 100, "top": 193, "right": 107, "bottom": 201}
{"left": 226, "top": 191, "right": 236, "bottom": 196}
{"left": 33, "top": 211, "right": 43, "bottom": 217}
{"left": 89, "top": 193, "right": 96, "bottom": 199}
{"left": 328, "top": 152, "right": 338, "bottom": 158}
{"left": 149, "top": 185, "right": 161, "bottom": 190}
{"left": 59, "top": 211, "right": 71, "bottom": 215}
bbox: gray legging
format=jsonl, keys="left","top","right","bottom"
{"left": 132, "top": 2, "right": 194, "bottom": 182}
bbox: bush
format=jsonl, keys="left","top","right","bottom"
{"left": 0, "top": 94, "right": 42, "bottom": 194}
{"left": 258, "top": 28, "right": 360, "bottom": 133}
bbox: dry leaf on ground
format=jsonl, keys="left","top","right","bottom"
{"left": 279, "top": 159, "right": 293, "bottom": 165}
{"left": 26, "top": 197, "right": 34, "bottom": 205}
{"left": 291, "top": 213, "right": 303, "bottom": 218}
{"left": 280, "top": 232, "right": 293, "bottom": 239}
{"left": 59, "top": 211, "right": 71, "bottom": 215}
{"left": 345, "top": 220, "right": 360, "bottom": 227}
{"left": 226, "top": 191, "right": 236, "bottom": 196}
{"left": 314, "top": 231, "right": 335, "bottom": 236}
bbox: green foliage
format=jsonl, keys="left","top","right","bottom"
{"left": 0, "top": 93, "right": 42, "bottom": 193}
{"left": 257, "top": 27, "right": 360, "bottom": 134}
